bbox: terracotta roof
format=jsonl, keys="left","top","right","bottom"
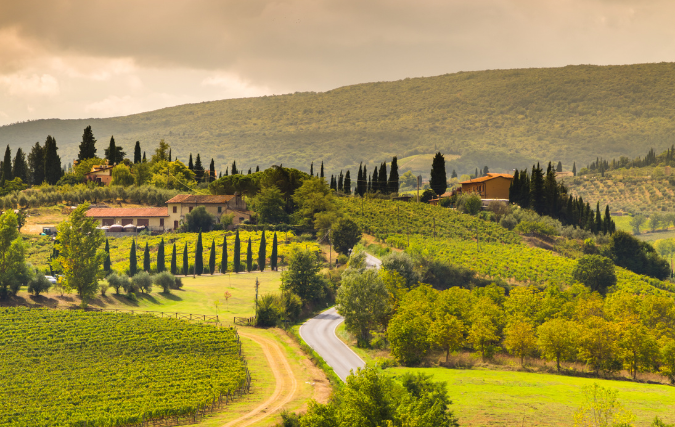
{"left": 165, "top": 194, "right": 236, "bottom": 204}
{"left": 460, "top": 173, "right": 513, "bottom": 185}
{"left": 86, "top": 208, "right": 169, "bottom": 218}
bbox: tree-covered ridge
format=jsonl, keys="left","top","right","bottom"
{"left": 337, "top": 198, "right": 521, "bottom": 244}
{"left": 3, "top": 63, "right": 675, "bottom": 175}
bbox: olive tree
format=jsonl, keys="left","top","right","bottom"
{"left": 337, "top": 269, "right": 391, "bottom": 346}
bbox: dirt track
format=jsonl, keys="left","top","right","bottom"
{"left": 223, "top": 333, "right": 298, "bottom": 427}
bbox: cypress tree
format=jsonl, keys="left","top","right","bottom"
{"left": 105, "top": 136, "right": 117, "bottom": 164}
{"left": 388, "top": 156, "right": 399, "bottom": 194}
{"left": 209, "top": 239, "right": 216, "bottom": 274}
{"left": 363, "top": 165, "right": 368, "bottom": 193}
{"left": 509, "top": 170, "right": 520, "bottom": 204}
{"left": 344, "top": 170, "right": 351, "bottom": 195}
{"left": 12, "top": 148, "right": 28, "bottom": 184}
{"left": 188, "top": 154, "right": 194, "bottom": 171}
{"left": 231, "top": 161, "right": 238, "bottom": 175}
{"left": 77, "top": 126, "right": 97, "bottom": 161}
{"left": 209, "top": 158, "right": 215, "bottom": 183}
{"left": 143, "top": 242, "right": 150, "bottom": 272}
{"left": 310, "top": 162, "right": 314, "bottom": 176}
{"left": 194, "top": 154, "right": 204, "bottom": 182}
{"left": 142, "top": 151, "right": 147, "bottom": 162}
{"left": 221, "top": 235, "right": 228, "bottom": 273}
{"left": 320, "top": 161, "right": 324, "bottom": 179}
{"left": 103, "top": 239, "right": 111, "bottom": 274}
{"left": 368, "top": 175, "right": 372, "bottom": 193}
{"left": 372, "top": 167, "right": 379, "bottom": 193}
{"left": 544, "top": 162, "right": 558, "bottom": 216}
{"left": 357, "top": 163, "right": 363, "bottom": 195}
{"left": 451, "top": 169, "right": 457, "bottom": 178}
{"left": 530, "top": 163, "right": 545, "bottom": 214}
{"left": 338, "top": 171, "right": 344, "bottom": 192}
{"left": 171, "top": 243, "right": 177, "bottom": 275}
{"left": 330, "top": 175, "right": 337, "bottom": 191}
{"left": 430, "top": 152, "right": 447, "bottom": 196}
{"left": 256, "top": 165, "right": 259, "bottom": 172}
{"left": 134, "top": 141, "right": 141, "bottom": 164}
{"left": 157, "top": 238, "right": 165, "bottom": 273}
{"left": 129, "top": 241, "right": 137, "bottom": 276}
{"left": 603, "top": 205, "right": 612, "bottom": 235}
{"left": 234, "top": 230, "right": 241, "bottom": 273}
{"left": 246, "top": 238, "right": 253, "bottom": 272}
{"left": 595, "top": 203, "right": 602, "bottom": 234}
{"left": 258, "top": 231, "right": 266, "bottom": 272}
{"left": 475, "top": 168, "right": 478, "bottom": 178}
{"left": 2, "top": 145, "right": 12, "bottom": 183}
{"left": 519, "top": 169, "right": 530, "bottom": 208}
{"left": 169, "top": 148, "right": 172, "bottom": 162}
{"left": 271, "top": 233, "right": 278, "bottom": 271}
{"left": 556, "top": 161, "right": 563, "bottom": 172}
{"left": 28, "top": 142, "right": 45, "bottom": 186}
{"left": 195, "top": 232, "right": 203, "bottom": 275}
{"left": 225, "top": 167, "right": 229, "bottom": 176}
{"left": 182, "top": 242, "right": 188, "bottom": 275}
{"left": 572, "top": 162, "right": 577, "bottom": 176}
{"left": 248, "top": 168, "right": 251, "bottom": 174}
{"left": 379, "top": 162, "right": 387, "bottom": 194}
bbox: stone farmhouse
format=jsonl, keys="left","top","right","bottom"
{"left": 86, "top": 194, "right": 251, "bottom": 232}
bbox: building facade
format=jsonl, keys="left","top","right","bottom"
{"left": 165, "top": 194, "right": 250, "bottom": 230}
{"left": 86, "top": 207, "right": 169, "bottom": 231}
{"left": 459, "top": 173, "right": 513, "bottom": 200}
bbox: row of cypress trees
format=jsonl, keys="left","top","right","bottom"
{"left": 354, "top": 157, "right": 399, "bottom": 196}
{"left": 110, "top": 231, "right": 279, "bottom": 276}
{"left": 509, "top": 162, "right": 616, "bottom": 234}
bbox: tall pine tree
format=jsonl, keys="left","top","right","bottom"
{"left": 195, "top": 232, "right": 203, "bottom": 275}
{"left": 221, "top": 235, "right": 228, "bottom": 273}
{"left": 28, "top": 142, "right": 45, "bottom": 186}
{"left": 129, "top": 241, "right": 138, "bottom": 276}
{"left": 44, "top": 136, "right": 62, "bottom": 185}
{"left": 77, "top": 126, "right": 97, "bottom": 161}
{"left": 372, "top": 167, "right": 379, "bottom": 193}
{"left": 357, "top": 163, "right": 363, "bottom": 195}
{"left": 209, "top": 239, "right": 216, "bottom": 274}
{"left": 572, "top": 162, "right": 577, "bottom": 176}
{"left": 2, "top": 145, "right": 12, "bottom": 184}
{"left": 530, "top": 163, "right": 545, "bottom": 214}
{"left": 171, "top": 243, "right": 177, "bottom": 275}
{"left": 182, "top": 242, "right": 189, "bottom": 275}
{"left": 134, "top": 141, "right": 142, "bottom": 164}
{"left": 103, "top": 239, "right": 111, "bottom": 274}
{"left": 388, "top": 156, "right": 399, "bottom": 194}
{"left": 194, "top": 154, "right": 204, "bottom": 182}
{"left": 188, "top": 154, "right": 194, "bottom": 171}
{"left": 209, "top": 158, "right": 215, "bottom": 183}
{"left": 234, "top": 230, "right": 241, "bottom": 273}
{"left": 143, "top": 242, "right": 150, "bottom": 272}
{"left": 379, "top": 162, "right": 387, "bottom": 194}
{"left": 320, "top": 161, "right": 324, "bottom": 179}
{"left": 246, "top": 238, "right": 253, "bottom": 272}
{"left": 12, "top": 148, "right": 28, "bottom": 184}
{"left": 344, "top": 170, "right": 351, "bottom": 195}
{"left": 157, "top": 238, "right": 165, "bottom": 273}
{"left": 271, "top": 232, "right": 278, "bottom": 271}
{"left": 104, "top": 136, "right": 125, "bottom": 164}
{"left": 310, "top": 162, "right": 314, "bottom": 176}
{"left": 338, "top": 171, "right": 344, "bottom": 192}
{"left": 430, "top": 152, "right": 447, "bottom": 196}
{"left": 258, "top": 231, "right": 266, "bottom": 272}
{"left": 231, "top": 161, "right": 238, "bottom": 175}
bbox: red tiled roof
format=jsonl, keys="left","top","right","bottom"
{"left": 86, "top": 208, "right": 169, "bottom": 218}
{"left": 165, "top": 194, "right": 236, "bottom": 204}
{"left": 460, "top": 173, "right": 513, "bottom": 185}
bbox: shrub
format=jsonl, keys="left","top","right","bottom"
{"left": 456, "top": 193, "right": 482, "bottom": 215}
{"left": 27, "top": 275, "right": 51, "bottom": 296}
{"left": 182, "top": 206, "right": 216, "bottom": 232}
{"left": 153, "top": 271, "right": 175, "bottom": 293}
{"left": 255, "top": 293, "right": 282, "bottom": 327}
{"left": 515, "top": 220, "right": 558, "bottom": 236}
{"left": 282, "top": 292, "right": 303, "bottom": 322}
{"left": 172, "top": 276, "right": 184, "bottom": 290}
{"left": 107, "top": 273, "right": 129, "bottom": 295}
{"left": 132, "top": 271, "right": 152, "bottom": 294}
{"left": 99, "top": 281, "right": 110, "bottom": 296}
{"left": 500, "top": 214, "right": 517, "bottom": 230}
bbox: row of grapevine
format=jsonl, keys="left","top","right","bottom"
{"left": 0, "top": 308, "right": 248, "bottom": 426}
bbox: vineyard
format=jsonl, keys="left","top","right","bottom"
{"left": 0, "top": 308, "right": 247, "bottom": 426}
{"left": 337, "top": 198, "right": 521, "bottom": 244}
{"left": 25, "top": 230, "right": 319, "bottom": 274}
{"left": 386, "top": 234, "right": 675, "bottom": 295}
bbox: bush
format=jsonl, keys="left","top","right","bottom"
{"left": 153, "top": 271, "right": 175, "bottom": 293}
{"left": 132, "top": 271, "right": 152, "bottom": 294}
{"left": 456, "top": 193, "right": 482, "bottom": 215}
{"left": 515, "top": 220, "right": 558, "bottom": 236}
{"left": 107, "top": 273, "right": 129, "bottom": 295}
{"left": 99, "top": 281, "right": 110, "bottom": 296}
{"left": 500, "top": 214, "right": 518, "bottom": 230}
{"left": 282, "top": 292, "right": 303, "bottom": 322}
{"left": 172, "top": 276, "right": 184, "bottom": 290}
{"left": 255, "top": 293, "right": 282, "bottom": 327}
{"left": 27, "top": 275, "right": 51, "bottom": 296}
{"left": 182, "top": 206, "right": 215, "bottom": 232}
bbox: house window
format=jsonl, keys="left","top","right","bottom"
{"left": 173, "top": 206, "right": 177, "bottom": 213}
{"left": 189, "top": 206, "right": 193, "bottom": 212}
{"left": 159, "top": 218, "right": 164, "bottom": 227}
{"left": 218, "top": 206, "right": 222, "bottom": 213}
{"left": 174, "top": 220, "right": 179, "bottom": 229}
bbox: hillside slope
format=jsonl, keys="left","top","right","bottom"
{"left": 2, "top": 63, "right": 675, "bottom": 176}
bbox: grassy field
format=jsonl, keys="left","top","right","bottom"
{"left": 389, "top": 367, "right": 675, "bottom": 427}
{"left": 10, "top": 272, "right": 283, "bottom": 326}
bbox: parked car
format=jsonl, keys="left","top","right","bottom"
{"left": 44, "top": 276, "right": 57, "bottom": 284}
{"left": 41, "top": 227, "right": 57, "bottom": 236}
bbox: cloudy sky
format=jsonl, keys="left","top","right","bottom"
{"left": 0, "top": 0, "right": 673, "bottom": 125}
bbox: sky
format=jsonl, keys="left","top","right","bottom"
{"left": 0, "top": 0, "right": 674, "bottom": 126}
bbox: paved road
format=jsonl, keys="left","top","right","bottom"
{"left": 299, "top": 252, "right": 381, "bottom": 382}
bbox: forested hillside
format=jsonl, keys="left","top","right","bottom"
{"left": 2, "top": 63, "right": 675, "bottom": 176}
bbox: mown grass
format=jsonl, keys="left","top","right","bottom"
{"left": 389, "top": 367, "right": 675, "bottom": 427}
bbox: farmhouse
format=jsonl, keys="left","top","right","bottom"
{"left": 85, "top": 193, "right": 251, "bottom": 232}
{"left": 84, "top": 163, "right": 115, "bottom": 186}
{"left": 459, "top": 173, "right": 513, "bottom": 199}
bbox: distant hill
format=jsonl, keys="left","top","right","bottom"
{"left": 2, "top": 63, "right": 675, "bottom": 177}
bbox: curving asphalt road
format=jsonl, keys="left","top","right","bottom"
{"left": 299, "top": 252, "right": 381, "bottom": 382}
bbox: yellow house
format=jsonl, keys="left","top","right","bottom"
{"left": 84, "top": 164, "right": 114, "bottom": 186}
{"left": 165, "top": 194, "right": 250, "bottom": 231}
{"left": 459, "top": 173, "right": 513, "bottom": 200}
{"left": 86, "top": 207, "right": 169, "bottom": 230}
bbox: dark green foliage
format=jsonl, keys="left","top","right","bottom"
{"left": 258, "top": 231, "right": 266, "bottom": 272}
{"left": 607, "top": 231, "right": 670, "bottom": 280}
{"left": 194, "top": 154, "right": 204, "bottom": 182}
{"left": 28, "top": 275, "right": 52, "bottom": 296}
{"left": 255, "top": 293, "right": 282, "bottom": 327}
{"left": 572, "top": 255, "right": 616, "bottom": 295}
{"left": 332, "top": 218, "right": 362, "bottom": 255}
{"left": 12, "top": 148, "right": 27, "bottom": 184}
{"left": 530, "top": 163, "right": 545, "bottom": 214}
{"left": 157, "top": 238, "right": 165, "bottom": 273}
{"left": 246, "top": 238, "right": 253, "bottom": 272}
{"left": 154, "top": 271, "right": 175, "bottom": 293}
{"left": 142, "top": 152, "right": 146, "bottom": 162}
{"left": 134, "top": 142, "right": 141, "bottom": 164}
{"left": 379, "top": 162, "right": 388, "bottom": 194}
{"left": 320, "top": 161, "right": 324, "bottom": 178}
{"left": 183, "top": 206, "right": 215, "bottom": 232}
{"left": 143, "top": 242, "right": 150, "bottom": 272}
{"left": 182, "top": 242, "right": 188, "bottom": 275}
{"left": 221, "top": 236, "right": 228, "bottom": 273}
{"left": 430, "top": 152, "right": 447, "bottom": 196}
{"left": 420, "top": 188, "right": 436, "bottom": 203}
{"left": 271, "top": 232, "right": 278, "bottom": 271}
{"left": 195, "top": 232, "right": 203, "bottom": 275}
{"left": 344, "top": 170, "right": 351, "bottom": 195}
{"left": 43, "top": 136, "right": 62, "bottom": 185}
{"left": 388, "top": 156, "right": 399, "bottom": 194}
{"left": 27, "top": 142, "right": 45, "bottom": 186}
{"left": 234, "top": 230, "right": 241, "bottom": 273}
{"left": 556, "top": 161, "right": 563, "bottom": 172}
{"left": 129, "top": 241, "right": 137, "bottom": 276}
{"left": 209, "top": 239, "right": 216, "bottom": 274}
{"left": 77, "top": 126, "right": 97, "bottom": 161}
{"left": 104, "top": 135, "right": 125, "bottom": 164}
{"left": 372, "top": 166, "right": 379, "bottom": 193}
{"left": 356, "top": 163, "right": 364, "bottom": 196}
{"left": 310, "top": 162, "right": 313, "bottom": 176}
{"left": 188, "top": 154, "right": 194, "bottom": 171}
{"left": 106, "top": 273, "right": 128, "bottom": 294}
{"left": 170, "top": 243, "right": 177, "bottom": 275}
{"left": 103, "top": 239, "right": 111, "bottom": 273}
{"left": 231, "top": 160, "right": 238, "bottom": 175}
{"left": 280, "top": 249, "right": 329, "bottom": 304}
{"left": 132, "top": 271, "right": 152, "bottom": 293}
{"left": 337, "top": 171, "right": 344, "bottom": 192}
{"left": 2, "top": 145, "right": 12, "bottom": 184}
{"left": 572, "top": 162, "right": 577, "bottom": 176}
{"left": 208, "top": 158, "right": 215, "bottom": 183}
